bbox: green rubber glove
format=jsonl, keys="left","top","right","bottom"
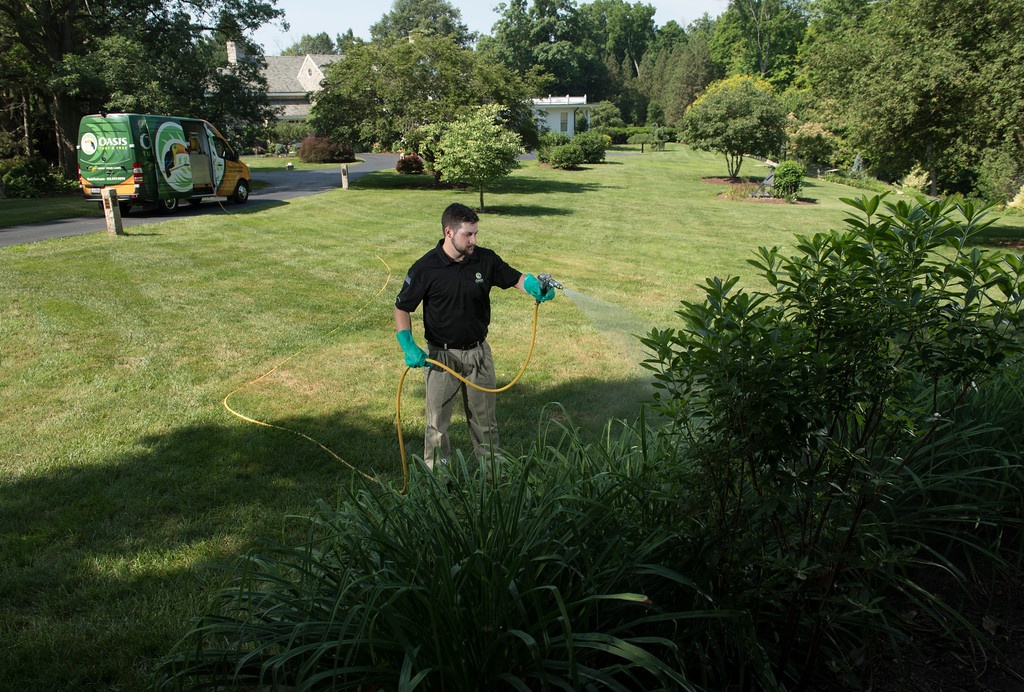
{"left": 523, "top": 273, "right": 555, "bottom": 303}
{"left": 396, "top": 329, "right": 427, "bottom": 368}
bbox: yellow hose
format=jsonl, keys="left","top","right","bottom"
{"left": 223, "top": 255, "right": 393, "bottom": 487}
{"left": 224, "top": 251, "right": 545, "bottom": 495}
{"left": 394, "top": 300, "right": 542, "bottom": 491}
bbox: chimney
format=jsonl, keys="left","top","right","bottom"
{"left": 226, "top": 41, "right": 245, "bottom": 64}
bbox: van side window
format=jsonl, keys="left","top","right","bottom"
{"left": 215, "top": 138, "right": 226, "bottom": 158}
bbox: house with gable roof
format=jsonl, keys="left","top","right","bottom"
{"left": 227, "top": 41, "right": 339, "bottom": 121}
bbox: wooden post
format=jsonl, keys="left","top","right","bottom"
{"left": 341, "top": 164, "right": 349, "bottom": 190}
{"left": 102, "top": 188, "right": 123, "bottom": 236}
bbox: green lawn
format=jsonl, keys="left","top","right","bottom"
{"left": 0, "top": 194, "right": 101, "bottom": 227}
{"left": 3, "top": 145, "right": 1024, "bottom": 688}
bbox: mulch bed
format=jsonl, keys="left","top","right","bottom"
{"left": 703, "top": 176, "right": 817, "bottom": 205}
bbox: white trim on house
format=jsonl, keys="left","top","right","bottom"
{"left": 531, "top": 95, "right": 594, "bottom": 138}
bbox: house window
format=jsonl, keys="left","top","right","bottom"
{"left": 560, "top": 111, "right": 568, "bottom": 133}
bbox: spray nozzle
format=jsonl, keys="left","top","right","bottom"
{"left": 537, "top": 273, "right": 564, "bottom": 293}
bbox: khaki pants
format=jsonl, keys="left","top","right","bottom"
{"left": 423, "top": 341, "right": 499, "bottom": 473}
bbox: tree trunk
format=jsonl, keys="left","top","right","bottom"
{"left": 478, "top": 185, "right": 485, "bottom": 212}
{"left": 52, "top": 91, "right": 81, "bottom": 179}
{"left": 22, "top": 95, "right": 31, "bottom": 157}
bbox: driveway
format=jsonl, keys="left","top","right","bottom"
{"left": 0, "top": 153, "right": 399, "bottom": 248}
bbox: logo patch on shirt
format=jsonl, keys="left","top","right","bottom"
{"left": 475, "top": 272, "right": 484, "bottom": 284}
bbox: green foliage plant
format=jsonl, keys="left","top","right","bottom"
{"left": 682, "top": 75, "right": 787, "bottom": 178}
{"left": 158, "top": 419, "right": 717, "bottom": 690}
{"left": 771, "top": 160, "right": 805, "bottom": 200}
{"left": 297, "top": 135, "right": 355, "bottom": 164}
{"left": 641, "top": 195, "right": 1024, "bottom": 687}
{"left": 434, "top": 104, "right": 523, "bottom": 211}
{"left": 787, "top": 120, "right": 837, "bottom": 171}
{"left": 0, "top": 156, "right": 76, "bottom": 198}
{"left": 570, "top": 131, "right": 609, "bottom": 163}
{"left": 547, "top": 143, "right": 585, "bottom": 170}
{"left": 537, "top": 131, "right": 571, "bottom": 163}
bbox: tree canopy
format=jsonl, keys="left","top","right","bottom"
{"left": 282, "top": 33, "right": 339, "bottom": 55}
{"left": 682, "top": 74, "right": 786, "bottom": 178}
{"left": 2, "top": 0, "right": 1023, "bottom": 203}
{"left": 309, "top": 31, "right": 534, "bottom": 157}
{"left": 0, "top": 0, "right": 281, "bottom": 176}
{"left": 370, "top": 0, "right": 475, "bottom": 47}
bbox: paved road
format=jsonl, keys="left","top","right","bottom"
{"left": 0, "top": 153, "right": 399, "bottom": 248}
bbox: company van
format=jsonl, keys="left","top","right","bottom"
{"left": 77, "top": 112, "right": 252, "bottom": 214}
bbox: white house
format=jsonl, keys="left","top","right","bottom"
{"left": 532, "top": 95, "right": 593, "bottom": 137}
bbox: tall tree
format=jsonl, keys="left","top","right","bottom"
{"left": 801, "top": 0, "right": 1023, "bottom": 196}
{"left": 370, "top": 0, "right": 475, "bottom": 47}
{"left": 710, "top": 0, "right": 807, "bottom": 87}
{"left": 484, "top": 0, "right": 606, "bottom": 98}
{"left": 578, "top": 0, "right": 656, "bottom": 77}
{"left": 282, "top": 32, "right": 337, "bottom": 55}
{"left": 0, "top": 0, "right": 282, "bottom": 176}
{"left": 639, "top": 18, "right": 721, "bottom": 127}
{"left": 310, "top": 32, "right": 532, "bottom": 156}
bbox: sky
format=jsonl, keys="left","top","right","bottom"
{"left": 252, "top": 0, "right": 730, "bottom": 55}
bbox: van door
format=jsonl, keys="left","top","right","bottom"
{"left": 78, "top": 114, "right": 136, "bottom": 202}
{"left": 183, "top": 121, "right": 214, "bottom": 192}
{"left": 153, "top": 119, "right": 194, "bottom": 200}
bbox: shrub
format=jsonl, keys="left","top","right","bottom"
{"left": 1009, "top": 183, "right": 1024, "bottom": 211}
{"left": 787, "top": 120, "right": 837, "bottom": 169}
{"left": 298, "top": 135, "right": 355, "bottom": 164}
{"left": 547, "top": 144, "right": 584, "bottom": 170}
{"left": 641, "top": 195, "right": 1024, "bottom": 688}
{"left": 771, "top": 160, "right": 804, "bottom": 199}
{"left": 536, "top": 131, "right": 570, "bottom": 164}
{"left": 823, "top": 171, "right": 891, "bottom": 193}
{"left": 570, "top": 131, "right": 607, "bottom": 163}
{"left": 900, "top": 165, "right": 931, "bottom": 193}
{"left": 395, "top": 153, "right": 424, "bottom": 174}
{"left": 0, "top": 157, "right": 69, "bottom": 198}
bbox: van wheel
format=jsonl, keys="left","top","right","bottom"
{"left": 232, "top": 179, "right": 250, "bottom": 204}
{"left": 159, "top": 197, "right": 179, "bottom": 214}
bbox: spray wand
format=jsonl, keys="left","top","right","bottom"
{"left": 537, "top": 273, "right": 564, "bottom": 298}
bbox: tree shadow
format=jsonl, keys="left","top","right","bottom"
{"left": 968, "top": 219, "right": 1024, "bottom": 248}
{"left": 0, "top": 372, "right": 655, "bottom": 687}
{"left": 354, "top": 170, "right": 605, "bottom": 198}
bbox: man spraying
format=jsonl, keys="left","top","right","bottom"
{"left": 394, "top": 202, "right": 555, "bottom": 476}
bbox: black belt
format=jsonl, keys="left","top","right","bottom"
{"left": 430, "top": 340, "right": 482, "bottom": 350}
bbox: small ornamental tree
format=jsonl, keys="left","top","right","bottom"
{"left": 434, "top": 104, "right": 523, "bottom": 211}
{"left": 682, "top": 75, "right": 786, "bottom": 178}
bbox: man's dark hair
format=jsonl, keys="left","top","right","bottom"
{"left": 441, "top": 203, "right": 479, "bottom": 233}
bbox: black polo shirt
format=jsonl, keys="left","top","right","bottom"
{"left": 395, "top": 240, "right": 522, "bottom": 348}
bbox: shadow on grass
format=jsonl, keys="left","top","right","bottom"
{"left": 970, "top": 217, "right": 1024, "bottom": 248}
{"left": 0, "top": 373, "right": 653, "bottom": 688}
{"left": 354, "top": 170, "right": 605, "bottom": 199}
